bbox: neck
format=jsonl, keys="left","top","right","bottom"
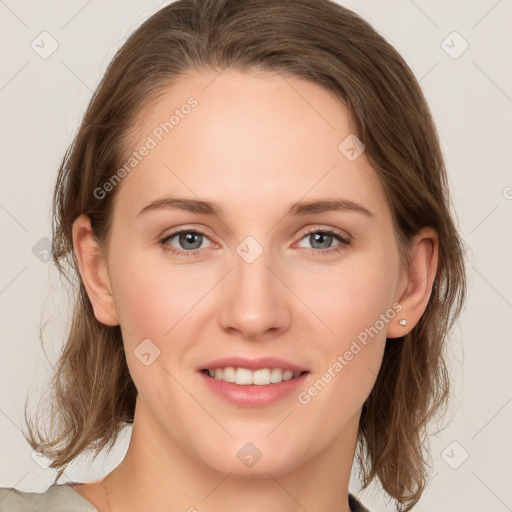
{"left": 100, "top": 399, "right": 359, "bottom": 512}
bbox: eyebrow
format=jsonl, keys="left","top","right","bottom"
{"left": 137, "top": 197, "right": 374, "bottom": 218}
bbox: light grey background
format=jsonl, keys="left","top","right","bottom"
{"left": 0, "top": 1, "right": 511, "bottom": 510}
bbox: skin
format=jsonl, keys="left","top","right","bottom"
{"left": 71, "top": 68, "right": 438, "bottom": 512}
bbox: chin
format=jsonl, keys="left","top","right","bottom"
{"left": 194, "top": 436, "right": 307, "bottom": 478}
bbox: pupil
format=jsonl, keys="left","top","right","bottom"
{"left": 181, "top": 232, "right": 202, "bottom": 250}
{"left": 312, "top": 232, "right": 332, "bottom": 249}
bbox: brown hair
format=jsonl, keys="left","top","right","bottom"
{"left": 23, "top": 1, "right": 467, "bottom": 510}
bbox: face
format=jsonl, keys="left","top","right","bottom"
{"left": 95, "top": 69, "right": 406, "bottom": 477}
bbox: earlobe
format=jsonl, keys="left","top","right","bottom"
{"left": 72, "top": 214, "right": 119, "bottom": 327}
{"left": 387, "top": 227, "right": 439, "bottom": 339}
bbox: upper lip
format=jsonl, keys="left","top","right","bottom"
{"left": 199, "top": 356, "right": 309, "bottom": 373}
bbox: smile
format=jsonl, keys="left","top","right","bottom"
{"left": 202, "top": 367, "right": 305, "bottom": 385}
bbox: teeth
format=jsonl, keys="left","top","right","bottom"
{"left": 222, "top": 367, "right": 235, "bottom": 382}
{"left": 253, "top": 369, "right": 271, "bottom": 385}
{"left": 235, "top": 368, "right": 253, "bottom": 385}
{"left": 206, "top": 367, "right": 301, "bottom": 385}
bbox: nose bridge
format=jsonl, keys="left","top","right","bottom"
{"left": 218, "top": 236, "right": 290, "bottom": 338}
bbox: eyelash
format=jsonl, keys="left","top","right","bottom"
{"left": 159, "top": 227, "right": 351, "bottom": 258}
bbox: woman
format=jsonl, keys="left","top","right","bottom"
{"left": 0, "top": 0, "right": 466, "bottom": 511}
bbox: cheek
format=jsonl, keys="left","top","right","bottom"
{"left": 109, "top": 252, "right": 209, "bottom": 404}
{"left": 109, "top": 249, "right": 212, "bottom": 338}
{"left": 292, "top": 255, "right": 398, "bottom": 406}
{"left": 295, "top": 253, "right": 399, "bottom": 345}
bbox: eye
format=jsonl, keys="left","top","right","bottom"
{"left": 159, "top": 226, "right": 351, "bottom": 258}
{"left": 296, "top": 226, "right": 351, "bottom": 255}
{"left": 160, "top": 229, "right": 213, "bottom": 257}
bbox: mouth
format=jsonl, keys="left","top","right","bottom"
{"left": 197, "top": 356, "right": 310, "bottom": 406}
{"left": 200, "top": 367, "right": 308, "bottom": 385}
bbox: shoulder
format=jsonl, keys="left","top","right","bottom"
{"left": 0, "top": 484, "right": 97, "bottom": 512}
{"left": 349, "top": 492, "right": 371, "bottom": 512}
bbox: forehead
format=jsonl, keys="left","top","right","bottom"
{"left": 113, "top": 68, "right": 390, "bottom": 222}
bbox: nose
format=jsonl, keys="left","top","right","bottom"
{"left": 218, "top": 245, "right": 292, "bottom": 341}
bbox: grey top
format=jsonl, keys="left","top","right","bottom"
{"left": 0, "top": 484, "right": 96, "bottom": 511}
{"left": 0, "top": 484, "right": 370, "bottom": 511}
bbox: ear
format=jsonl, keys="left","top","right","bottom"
{"left": 72, "top": 214, "right": 119, "bottom": 326}
{"left": 387, "top": 226, "right": 439, "bottom": 339}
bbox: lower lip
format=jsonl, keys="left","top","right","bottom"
{"left": 199, "top": 371, "right": 309, "bottom": 407}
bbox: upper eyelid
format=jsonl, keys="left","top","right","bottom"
{"left": 301, "top": 225, "right": 351, "bottom": 239}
